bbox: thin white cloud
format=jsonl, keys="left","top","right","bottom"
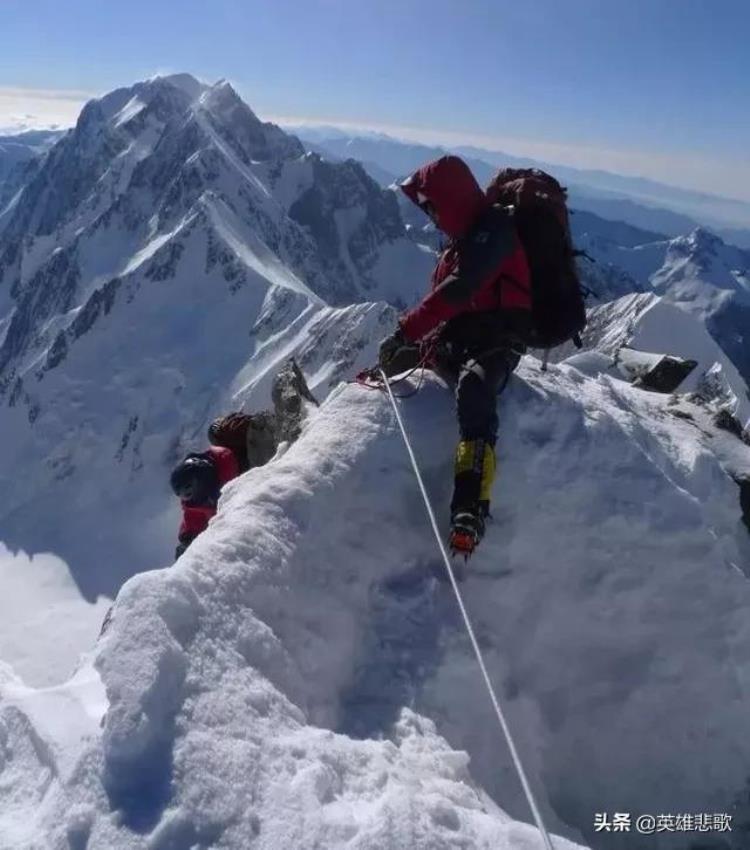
{"left": 0, "top": 85, "right": 93, "bottom": 133}
{"left": 0, "top": 85, "right": 94, "bottom": 101}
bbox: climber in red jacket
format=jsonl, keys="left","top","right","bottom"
{"left": 170, "top": 446, "right": 240, "bottom": 558}
{"left": 378, "top": 155, "right": 532, "bottom": 556}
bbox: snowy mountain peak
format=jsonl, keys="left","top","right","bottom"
{"left": 195, "top": 78, "right": 304, "bottom": 164}
{"left": 668, "top": 226, "right": 748, "bottom": 266}
{"left": 0, "top": 73, "right": 432, "bottom": 587}
{"left": 199, "top": 77, "right": 247, "bottom": 114}
{"left": 688, "top": 225, "right": 723, "bottom": 249}
{"left": 669, "top": 226, "right": 724, "bottom": 263}
{"left": 77, "top": 74, "right": 199, "bottom": 134}
{"left": 150, "top": 72, "right": 208, "bottom": 101}
{"left": 655, "top": 226, "right": 750, "bottom": 302}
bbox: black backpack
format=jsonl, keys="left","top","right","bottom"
{"left": 487, "top": 168, "right": 586, "bottom": 348}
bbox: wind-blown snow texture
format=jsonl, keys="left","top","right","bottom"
{"left": 2, "top": 361, "right": 750, "bottom": 848}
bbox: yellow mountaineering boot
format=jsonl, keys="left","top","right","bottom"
{"left": 449, "top": 439, "right": 496, "bottom": 557}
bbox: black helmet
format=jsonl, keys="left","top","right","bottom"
{"left": 170, "top": 454, "right": 220, "bottom": 504}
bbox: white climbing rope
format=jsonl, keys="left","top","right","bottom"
{"left": 379, "top": 368, "right": 556, "bottom": 850}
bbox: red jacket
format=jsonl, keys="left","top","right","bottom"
{"left": 178, "top": 446, "right": 239, "bottom": 545}
{"left": 399, "top": 156, "right": 531, "bottom": 343}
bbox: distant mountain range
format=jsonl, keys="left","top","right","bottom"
{"left": 290, "top": 128, "right": 750, "bottom": 249}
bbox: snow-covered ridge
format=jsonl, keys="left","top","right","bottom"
{"left": 570, "top": 292, "right": 750, "bottom": 432}
{"left": 576, "top": 222, "right": 750, "bottom": 305}
{"left": 574, "top": 216, "right": 750, "bottom": 387}
{"left": 0, "top": 73, "right": 431, "bottom": 379}
{"left": 2, "top": 359, "right": 750, "bottom": 848}
{"left": 0, "top": 73, "right": 432, "bottom": 598}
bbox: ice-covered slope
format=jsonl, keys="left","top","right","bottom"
{"left": 571, "top": 292, "right": 750, "bottom": 432}
{"left": 2, "top": 358, "right": 750, "bottom": 849}
{"left": 574, "top": 222, "right": 750, "bottom": 383}
{"left": 0, "top": 237, "right": 396, "bottom": 602}
{"left": 0, "top": 73, "right": 431, "bottom": 605}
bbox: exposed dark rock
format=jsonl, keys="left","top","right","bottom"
{"left": 72, "top": 278, "right": 122, "bottom": 340}
{"left": 714, "top": 409, "right": 750, "bottom": 444}
{"left": 116, "top": 416, "right": 140, "bottom": 462}
{"left": 271, "top": 358, "right": 319, "bottom": 444}
{"left": 632, "top": 356, "right": 698, "bottom": 394}
{"left": 289, "top": 154, "right": 406, "bottom": 303}
{"left": 8, "top": 376, "right": 23, "bottom": 406}
{"left": 145, "top": 242, "right": 184, "bottom": 282}
{"left": 668, "top": 408, "right": 695, "bottom": 422}
{"left": 245, "top": 411, "right": 277, "bottom": 469}
{"left": 46, "top": 331, "right": 69, "bottom": 371}
{"left": 205, "top": 227, "right": 246, "bottom": 289}
{"left": 0, "top": 244, "right": 82, "bottom": 374}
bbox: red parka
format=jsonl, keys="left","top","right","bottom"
{"left": 399, "top": 156, "right": 531, "bottom": 342}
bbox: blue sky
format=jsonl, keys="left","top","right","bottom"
{"left": 1, "top": 0, "right": 748, "bottom": 198}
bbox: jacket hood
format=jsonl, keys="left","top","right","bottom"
{"left": 400, "top": 155, "right": 485, "bottom": 239}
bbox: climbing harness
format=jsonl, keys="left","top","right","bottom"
{"left": 355, "top": 336, "right": 439, "bottom": 398}
{"left": 356, "top": 338, "right": 524, "bottom": 398}
{"left": 355, "top": 362, "right": 428, "bottom": 399}
{"left": 379, "top": 367, "right": 555, "bottom": 850}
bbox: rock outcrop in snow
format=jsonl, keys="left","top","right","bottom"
{"left": 569, "top": 292, "right": 750, "bottom": 434}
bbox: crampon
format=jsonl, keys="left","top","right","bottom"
{"left": 449, "top": 529, "right": 478, "bottom": 558}
{"left": 448, "top": 511, "right": 485, "bottom": 559}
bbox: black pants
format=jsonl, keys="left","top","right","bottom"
{"left": 382, "top": 341, "right": 517, "bottom": 443}
{"left": 435, "top": 344, "right": 518, "bottom": 518}
{"left": 436, "top": 345, "right": 518, "bottom": 445}
{"left": 382, "top": 335, "right": 519, "bottom": 516}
